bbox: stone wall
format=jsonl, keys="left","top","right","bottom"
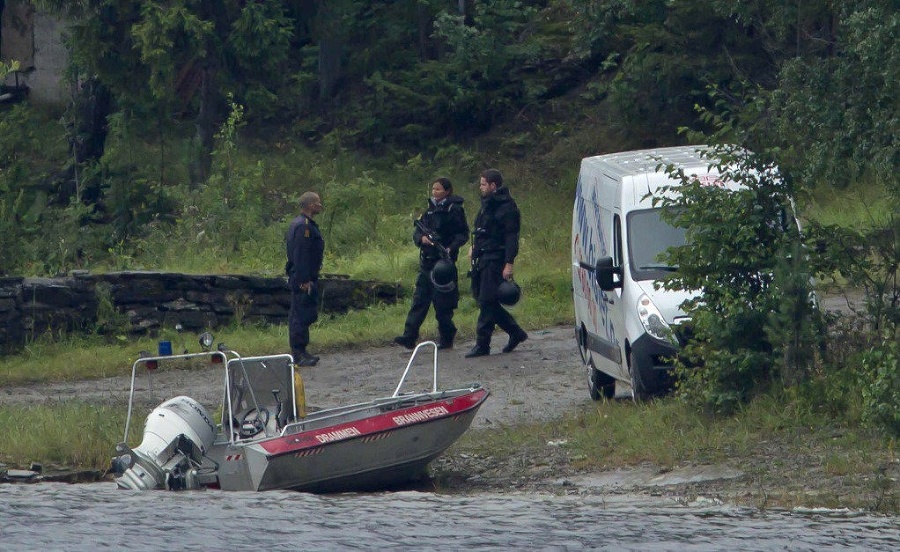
{"left": 0, "top": 271, "right": 401, "bottom": 353}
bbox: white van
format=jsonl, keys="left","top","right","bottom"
{"left": 571, "top": 145, "right": 734, "bottom": 400}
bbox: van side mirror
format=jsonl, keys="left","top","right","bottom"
{"left": 595, "top": 257, "right": 621, "bottom": 291}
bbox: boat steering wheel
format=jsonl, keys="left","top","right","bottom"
{"left": 237, "top": 407, "right": 270, "bottom": 438}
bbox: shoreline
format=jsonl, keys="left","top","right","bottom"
{"left": 2, "top": 322, "right": 897, "bottom": 512}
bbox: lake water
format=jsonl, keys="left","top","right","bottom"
{"left": 1, "top": 483, "right": 897, "bottom": 550}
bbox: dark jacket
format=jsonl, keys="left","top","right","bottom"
{"left": 412, "top": 194, "right": 469, "bottom": 267}
{"left": 285, "top": 214, "right": 325, "bottom": 285}
{"left": 472, "top": 186, "right": 520, "bottom": 265}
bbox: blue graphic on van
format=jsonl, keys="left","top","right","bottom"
{"left": 573, "top": 177, "right": 616, "bottom": 347}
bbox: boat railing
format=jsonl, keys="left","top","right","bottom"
{"left": 278, "top": 342, "right": 454, "bottom": 436}
{"left": 122, "top": 350, "right": 228, "bottom": 442}
{"left": 392, "top": 340, "right": 439, "bottom": 397}
{"left": 122, "top": 347, "right": 297, "bottom": 445}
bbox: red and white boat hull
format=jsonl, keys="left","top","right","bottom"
{"left": 209, "top": 388, "right": 488, "bottom": 492}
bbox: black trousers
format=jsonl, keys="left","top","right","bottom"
{"left": 470, "top": 258, "right": 523, "bottom": 348}
{"left": 401, "top": 269, "right": 459, "bottom": 343}
{"left": 289, "top": 283, "right": 319, "bottom": 354}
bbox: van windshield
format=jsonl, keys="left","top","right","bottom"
{"left": 626, "top": 208, "right": 688, "bottom": 281}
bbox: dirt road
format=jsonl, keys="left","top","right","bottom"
{"left": 0, "top": 326, "right": 590, "bottom": 430}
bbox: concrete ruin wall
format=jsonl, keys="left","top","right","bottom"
{"left": 0, "top": 271, "right": 401, "bottom": 353}
{"left": 1, "top": 2, "right": 68, "bottom": 105}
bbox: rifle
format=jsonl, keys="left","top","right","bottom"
{"left": 414, "top": 219, "right": 451, "bottom": 261}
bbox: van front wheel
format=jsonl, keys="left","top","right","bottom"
{"left": 628, "top": 352, "right": 650, "bottom": 401}
{"left": 588, "top": 364, "right": 615, "bottom": 400}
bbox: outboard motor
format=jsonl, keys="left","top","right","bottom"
{"left": 111, "top": 396, "right": 216, "bottom": 491}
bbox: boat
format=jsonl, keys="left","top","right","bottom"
{"left": 110, "top": 335, "right": 489, "bottom": 492}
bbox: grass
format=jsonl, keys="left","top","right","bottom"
{"left": 445, "top": 394, "right": 898, "bottom": 511}
{"left": 0, "top": 403, "right": 128, "bottom": 470}
{"left": 804, "top": 177, "right": 895, "bottom": 228}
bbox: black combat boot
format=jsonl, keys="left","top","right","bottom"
{"left": 464, "top": 345, "right": 490, "bottom": 358}
{"left": 502, "top": 330, "right": 528, "bottom": 353}
{"left": 393, "top": 335, "right": 416, "bottom": 349}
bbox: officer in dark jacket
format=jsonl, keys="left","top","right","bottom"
{"left": 394, "top": 178, "right": 469, "bottom": 350}
{"left": 285, "top": 191, "right": 325, "bottom": 366}
{"left": 465, "top": 169, "right": 528, "bottom": 358}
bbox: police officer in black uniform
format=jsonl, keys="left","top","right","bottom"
{"left": 465, "top": 169, "right": 528, "bottom": 358}
{"left": 394, "top": 178, "right": 469, "bottom": 350}
{"left": 285, "top": 191, "right": 325, "bottom": 366}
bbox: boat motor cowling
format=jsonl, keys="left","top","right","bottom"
{"left": 113, "top": 396, "right": 216, "bottom": 491}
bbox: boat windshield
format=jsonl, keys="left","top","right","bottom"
{"left": 626, "top": 208, "right": 688, "bottom": 281}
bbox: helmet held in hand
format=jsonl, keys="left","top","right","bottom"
{"left": 430, "top": 259, "right": 457, "bottom": 292}
{"left": 497, "top": 279, "right": 521, "bottom": 306}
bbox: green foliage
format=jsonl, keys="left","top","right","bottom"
{"left": 805, "top": 218, "right": 899, "bottom": 336}
{"left": 22, "top": 201, "right": 104, "bottom": 276}
{"left": 0, "top": 105, "right": 41, "bottom": 275}
{"left": 0, "top": 105, "right": 70, "bottom": 275}
{"left": 802, "top": 215, "right": 898, "bottom": 435}
{"left": 680, "top": 2, "right": 898, "bottom": 197}
{"left": 340, "top": 1, "right": 582, "bottom": 147}
{"left": 83, "top": 111, "right": 182, "bottom": 244}
{"left": 319, "top": 172, "right": 396, "bottom": 257}
{"left": 0, "top": 402, "right": 128, "bottom": 469}
{"left": 767, "top": 4, "right": 898, "bottom": 188}
{"left": 859, "top": 341, "right": 900, "bottom": 436}
{"left": 0, "top": 59, "right": 19, "bottom": 80}
{"left": 766, "top": 242, "right": 822, "bottom": 387}
{"left": 0, "top": 187, "right": 26, "bottom": 276}
{"left": 571, "top": 0, "right": 780, "bottom": 143}
{"left": 132, "top": 97, "right": 284, "bottom": 272}
{"left": 658, "top": 146, "right": 820, "bottom": 413}
{"left": 131, "top": 2, "right": 215, "bottom": 100}
{"left": 92, "top": 282, "right": 131, "bottom": 338}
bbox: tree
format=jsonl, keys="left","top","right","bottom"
{"left": 657, "top": 146, "right": 819, "bottom": 413}
{"left": 768, "top": 2, "right": 899, "bottom": 188}
{"left": 38, "top": 0, "right": 297, "bottom": 183}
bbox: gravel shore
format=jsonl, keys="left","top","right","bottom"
{"left": 3, "top": 315, "right": 896, "bottom": 511}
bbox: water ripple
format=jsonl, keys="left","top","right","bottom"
{"left": 0, "top": 483, "right": 897, "bottom": 551}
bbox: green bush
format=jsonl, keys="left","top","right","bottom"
{"left": 660, "top": 147, "right": 821, "bottom": 413}
{"left": 859, "top": 341, "right": 900, "bottom": 436}
{"left": 0, "top": 105, "right": 69, "bottom": 275}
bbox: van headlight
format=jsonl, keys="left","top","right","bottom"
{"left": 637, "top": 293, "right": 675, "bottom": 344}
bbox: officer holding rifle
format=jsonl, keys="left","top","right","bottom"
{"left": 394, "top": 178, "right": 469, "bottom": 350}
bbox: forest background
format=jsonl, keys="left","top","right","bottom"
{"left": 0, "top": 0, "right": 897, "bottom": 470}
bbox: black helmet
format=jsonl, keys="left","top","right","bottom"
{"left": 497, "top": 279, "right": 521, "bottom": 306}
{"left": 430, "top": 259, "right": 457, "bottom": 292}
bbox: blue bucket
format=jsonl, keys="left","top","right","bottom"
{"left": 158, "top": 340, "right": 173, "bottom": 356}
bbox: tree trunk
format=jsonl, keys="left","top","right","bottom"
{"left": 316, "top": 1, "right": 343, "bottom": 101}
{"left": 417, "top": 2, "right": 429, "bottom": 60}
{"left": 61, "top": 76, "right": 111, "bottom": 205}
{"left": 192, "top": 65, "right": 216, "bottom": 185}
